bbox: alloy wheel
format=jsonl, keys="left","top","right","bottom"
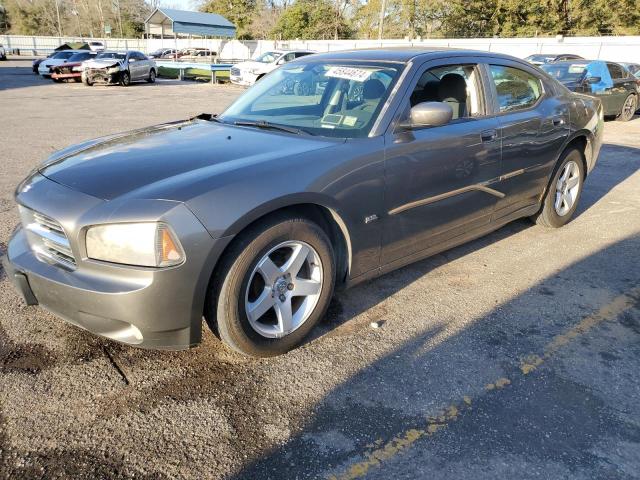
{"left": 244, "top": 241, "right": 323, "bottom": 338}
{"left": 622, "top": 95, "right": 637, "bottom": 120}
{"left": 554, "top": 160, "right": 581, "bottom": 216}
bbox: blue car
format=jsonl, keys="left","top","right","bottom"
{"left": 541, "top": 60, "right": 638, "bottom": 121}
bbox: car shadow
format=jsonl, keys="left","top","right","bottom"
{"left": 228, "top": 233, "right": 640, "bottom": 480}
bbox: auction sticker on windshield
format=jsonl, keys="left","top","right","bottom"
{"left": 326, "top": 66, "right": 372, "bottom": 82}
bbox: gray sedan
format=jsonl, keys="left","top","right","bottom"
{"left": 3, "top": 48, "right": 604, "bottom": 357}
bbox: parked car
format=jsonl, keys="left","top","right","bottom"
{"left": 525, "top": 53, "right": 584, "bottom": 65}
{"left": 82, "top": 51, "right": 156, "bottom": 86}
{"left": 88, "top": 41, "right": 105, "bottom": 52}
{"left": 230, "top": 50, "right": 315, "bottom": 86}
{"left": 541, "top": 60, "right": 638, "bottom": 121}
{"left": 178, "top": 48, "right": 217, "bottom": 60}
{"left": 620, "top": 62, "right": 640, "bottom": 78}
{"left": 3, "top": 48, "right": 603, "bottom": 357}
{"left": 38, "top": 50, "right": 85, "bottom": 78}
{"left": 33, "top": 53, "right": 54, "bottom": 73}
{"left": 0, "top": 44, "right": 6, "bottom": 61}
{"left": 148, "top": 48, "right": 178, "bottom": 59}
{"left": 50, "top": 51, "right": 97, "bottom": 82}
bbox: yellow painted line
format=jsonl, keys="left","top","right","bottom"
{"left": 327, "top": 287, "right": 640, "bottom": 480}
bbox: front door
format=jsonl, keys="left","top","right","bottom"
{"left": 381, "top": 61, "right": 502, "bottom": 265}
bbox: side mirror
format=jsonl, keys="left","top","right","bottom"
{"left": 586, "top": 76, "right": 601, "bottom": 84}
{"left": 401, "top": 102, "right": 453, "bottom": 129}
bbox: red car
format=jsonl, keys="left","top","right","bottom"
{"left": 50, "top": 51, "right": 96, "bottom": 82}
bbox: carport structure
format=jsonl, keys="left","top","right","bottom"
{"left": 144, "top": 8, "right": 236, "bottom": 39}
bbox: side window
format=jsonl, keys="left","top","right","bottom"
{"left": 489, "top": 65, "right": 543, "bottom": 112}
{"left": 295, "top": 52, "right": 312, "bottom": 59}
{"left": 606, "top": 63, "right": 623, "bottom": 79}
{"left": 410, "top": 63, "right": 483, "bottom": 120}
{"left": 282, "top": 53, "right": 296, "bottom": 63}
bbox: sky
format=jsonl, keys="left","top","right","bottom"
{"left": 157, "top": 0, "right": 201, "bottom": 11}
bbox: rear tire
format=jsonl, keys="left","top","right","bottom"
{"left": 617, "top": 94, "right": 637, "bottom": 122}
{"left": 207, "top": 215, "right": 335, "bottom": 357}
{"left": 532, "top": 148, "right": 585, "bottom": 228}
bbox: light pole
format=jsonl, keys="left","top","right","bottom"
{"left": 378, "top": 0, "right": 387, "bottom": 40}
{"left": 54, "top": 0, "right": 63, "bottom": 36}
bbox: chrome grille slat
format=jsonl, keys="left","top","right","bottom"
{"left": 22, "top": 208, "right": 77, "bottom": 268}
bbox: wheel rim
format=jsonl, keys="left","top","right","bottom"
{"left": 150, "top": 71, "right": 155, "bottom": 81}
{"left": 554, "top": 160, "right": 581, "bottom": 216}
{"left": 244, "top": 241, "right": 323, "bottom": 339}
{"left": 623, "top": 95, "right": 636, "bottom": 119}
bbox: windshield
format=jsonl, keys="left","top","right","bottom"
{"left": 541, "top": 63, "right": 587, "bottom": 82}
{"left": 220, "top": 61, "right": 402, "bottom": 138}
{"left": 53, "top": 51, "right": 76, "bottom": 60}
{"left": 526, "top": 54, "right": 554, "bottom": 62}
{"left": 254, "top": 52, "right": 280, "bottom": 63}
{"left": 67, "top": 53, "right": 92, "bottom": 62}
{"left": 97, "top": 52, "right": 126, "bottom": 60}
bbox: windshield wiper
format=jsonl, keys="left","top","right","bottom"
{"left": 233, "top": 120, "right": 311, "bottom": 135}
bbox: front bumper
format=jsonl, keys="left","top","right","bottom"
{"left": 3, "top": 174, "right": 231, "bottom": 350}
{"left": 84, "top": 69, "right": 121, "bottom": 84}
{"left": 52, "top": 71, "right": 81, "bottom": 80}
{"left": 230, "top": 73, "right": 258, "bottom": 87}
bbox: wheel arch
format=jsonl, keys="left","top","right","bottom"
{"left": 539, "top": 132, "right": 590, "bottom": 204}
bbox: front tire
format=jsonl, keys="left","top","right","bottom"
{"left": 120, "top": 71, "right": 131, "bottom": 87}
{"left": 147, "top": 69, "right": 156, "bottom": 83}
{"left": 618, "top": 94, "right": 637, "bottom": 122}
{"left": 532, "top": 148, "right": 585, "bottom": 228}
{"left": 208, "top": 215, "right": 335, "bottom": 357}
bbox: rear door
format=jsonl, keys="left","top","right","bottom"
{"left": 486, "top": 61, "right": 570, "bottom": 217}
{"left": 381, "top": 57, "right": 502, "bottom": 264}
{"left": 606, "top": 63, "right": 631, "bottom": 113}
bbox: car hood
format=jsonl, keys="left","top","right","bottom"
{"left": 84, "top": 58, "right": 122, "bottom": 69}
{"left": 234, "top": 61, "right": 270, "bottom": 71}
{"left": 38, "top": 118, "right": 338, "bottom": 201}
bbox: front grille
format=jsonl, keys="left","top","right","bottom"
{"left": 230, "top": 67, "right": 240, "bottom": 76}
{"left": 22, "top": 208, "right": 76, "bottom": 269}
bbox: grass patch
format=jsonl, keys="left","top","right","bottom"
{"left": 157, "top": 66, "right": 230, "bottom": 83}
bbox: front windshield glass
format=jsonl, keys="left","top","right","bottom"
{"left": 541, "top": 63, "right": 587, "bottom": 82}
{"left": 53, "top": 51, "right": 76, "bottom": 59}
{"left": 67, "top": 53, "right": 91, "bottom": 62}
{"left": 254, "top": 52, "right": 280, "bottom": 63}
{"left": 97, "top": 52, "right": 126, "bottom": 60}
{"left": 219, "top": 62, "right": 402, "bottom": 138}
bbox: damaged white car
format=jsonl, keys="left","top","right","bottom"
{"left": 82, "top": 51, "right": 156, "bottom": 86}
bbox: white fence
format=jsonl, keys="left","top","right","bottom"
{"left": 2, "top": 34, "right": 640, "bottom": 63}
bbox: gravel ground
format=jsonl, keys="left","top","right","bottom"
{"left": 1, "top": 56, "right": 639, "bottom": 480}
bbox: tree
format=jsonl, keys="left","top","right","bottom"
{"left": 271, "top": 0, "right": 353, "bottom": 39}
{"left": 201, "top": 0, "right": 257, "bottom": 38}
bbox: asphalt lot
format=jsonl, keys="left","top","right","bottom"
{"left": 1, "top": 56, "right": 640, "bottom": 480}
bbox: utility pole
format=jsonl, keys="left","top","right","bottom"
{"left": 378, "top": 0, "right": 387, "bottom": 40}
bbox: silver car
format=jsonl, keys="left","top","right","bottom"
{"left": 3, "top": 48, "right": 603, "bottom": 357}
{"left": 82, "top": 50, "right": 157, "bottom": 86}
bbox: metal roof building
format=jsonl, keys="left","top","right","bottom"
{"left": 145, "top": 8, "right": 236, "bottom": 39}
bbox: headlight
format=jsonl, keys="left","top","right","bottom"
{"left": 86, "top": 223, "right": 184, "bottom": 267}
{"left": 107, "top": 66, "right": 120, "bottom": 74}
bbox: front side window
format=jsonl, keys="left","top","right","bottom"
{"left": 410, "top": 64, "right": 483, "bottom": 120}
{"left": 490, "top": 65, "right": 543, "bottom": 112}
{"left": 607, "top": 63, "right": 624, "bottom": 79}
{"left": 220, "top": 62, "right": 402, "bottom": 138}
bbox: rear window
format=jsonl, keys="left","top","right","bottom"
{"left": 540, "top": 63, "right": 587, "bottom": 82}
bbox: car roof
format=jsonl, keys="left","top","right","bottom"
{"left": 295, "top": 47, "right": 522, "bottom": 63}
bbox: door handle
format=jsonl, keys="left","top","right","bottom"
{"left": 480, "top": 129, "right": 497, "bottom": 142}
